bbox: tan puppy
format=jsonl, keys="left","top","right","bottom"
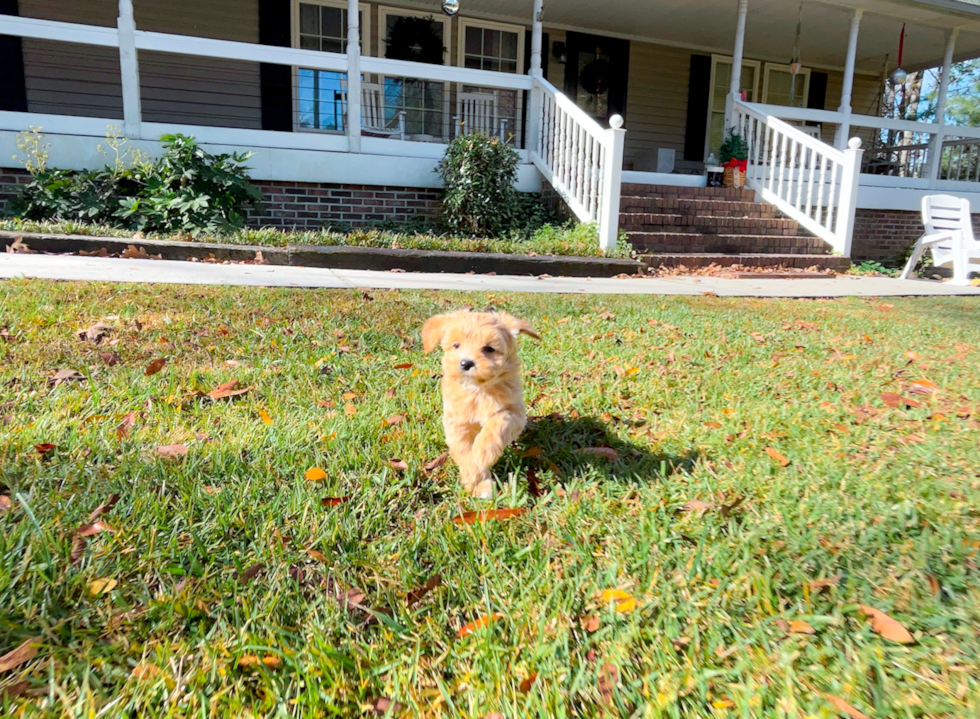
{"left": 422, "top": 311, "right": 541, "bottom": 497}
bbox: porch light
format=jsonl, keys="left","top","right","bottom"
{"left": 442, "top": 0, "right": 460, "bottom": 16}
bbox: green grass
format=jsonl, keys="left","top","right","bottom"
{"left": 0, "top": 218, "right": 634, "bottom": 259}
{"left": 1, "top": 281, "right": 979, "bottom": 718}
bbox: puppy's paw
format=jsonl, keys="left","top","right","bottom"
{"left": 462, "top": 467, "right": 494, "bottom": 499}
{"left": 470, "top": 479, "right": 494, "bottom": 499}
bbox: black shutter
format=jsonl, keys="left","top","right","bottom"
{"left": 259, "top": 0, "right": 292, "bottom": 132}
{"left": 807, "top": 71, "right": 828, "bottom": 110}
{"left": 0, "top": 0, "right": 27, "bottom": 112}
{"left": 684, "top": 54, "right": 711, "bottom": 162}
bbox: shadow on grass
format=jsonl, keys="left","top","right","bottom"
{"left": 509, "top": 413, "right": 700, "bottom": 492}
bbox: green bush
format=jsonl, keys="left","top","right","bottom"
{"left": 11, "top": 130, "right": 262, "bottom": 235}
{"left": 437, "top": 132, "right": 551, "bottom": 237}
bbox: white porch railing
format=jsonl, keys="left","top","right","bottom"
{"left": 733, "top": 99, "right": 864, "bottom": 256}
{"left": 529, "top": 77, "right": 625, "bottom": 253}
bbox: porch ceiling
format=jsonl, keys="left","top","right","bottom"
{"left": 443, "top": 0, "right": 980, "bottom": 72}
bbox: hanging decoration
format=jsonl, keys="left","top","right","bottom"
{"left": 891, "top": 23, "right": 908, "bottom": 86}
{"left": 442, "top": 0, "right": 460, "bottom": 16}
{"left": 580, "top": 47, "right": 611, "bottom": 96}
{"left": 789, "top": 1, "right": 804, "bottom": 77}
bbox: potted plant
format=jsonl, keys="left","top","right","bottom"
{"left": 719, "top": 129, "right": 749, "bottom": 188}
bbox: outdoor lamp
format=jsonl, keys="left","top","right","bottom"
{"left": 442, "top": 0, "right": 460, "bottom": 16}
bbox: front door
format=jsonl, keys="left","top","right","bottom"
{"left": 563, "top": 32, "right": 629, "bottom": 125}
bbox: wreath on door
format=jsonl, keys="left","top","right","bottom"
{"left": 580, "top": 57, "right": 611, "bottom": 96}
{"left": 384, "top": 16, "right": 445, "bottom": 65}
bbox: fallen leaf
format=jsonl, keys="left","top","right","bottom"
{"left": 927, "top": 574, "right": 941, "bottom": 597}
{"left": 527, "top": 464, "right": 542, "bottom": 498}
{"left": 156, "top": 444, "right": 188, "bottom": 459}
{"left": 49, "top": 368, "right": 84, "bottom": 386}
{"left": 203, "top": 486, "right": 222, "bottom": 494}
{"left": 810, "top": 575, "right": 843, "bottom": 590}
{"left": 458, "top": 613, "right": 503, "bottom": 638}
{"left": 305, "top": 467, "right": 327, "bottom": 482}
{"left": 598, "top": 312, "right": 616, "bottom": 321}
{"left": 0, "top": 637, "right": 42, "bottom": 672}
{"left": 259, "top": 409, "right": 273, "bottom": 425}
{"left": 307, "top": 548, "right": 328, "bottom": 563}
{"left": 703, "top": 421, "right": 722, "bottom": 429}
{"left": 34, "top": 443, "right": 56, "bottom": 456}
{"left": 519, "top": 672, "right": 538, "bottom": 693}
{"left": 69, "top": 535, "right": 87, "bottom": 564}
{"left": 76, "top": 521, "right": 114, "bottom": 537}
{"left": 87, "top": 494, "right": 120, "bottom": 522}
{"left": 0, "top": 495, "right": 10, "bottom": 513}
{"left": 859, "top": 605, "right": 914, "bottom": 644}
{"left": 599, "top": 589, "right": 637, "bottom": 614}
{"left": 88, "top": 577, "right": 118, "bottom": 596}
{"left": 77, "top": 321, "right": 113, "bottom": 343}
{"left": 765, "top": 447, "right": 791, "bottom": 467}
{"left": 454, "top": 508, "right": 527, "bottom": 524}
{"left": 321, "top": 496, "right": 351, "bottom": 507}
{"left": 577, "top": 447, "right": 621, "bottom": 461}
{"left": 908, "top": 378, "right": 939, "bottom": 395}
{"left": 879, "top": 392, "right": 921, "bottom": 409}
{"left": 342, "top": 392, "right": 357, "bottom": 400}
{"left": 384, "top": 413, "right": 406, "bottom": 427}
{"left": 344, "top": 403, "right": 357, "bottom": 417}
{"left": 116, "top": 411, "right": 136, "bottom": 440}
{"left": 823, "top": 693, "right": 871, "bottom": 719}
{"left": 384, "top": 388, "right": 397, "bottom": 399}
{"left": 423, "top": 452, "right": 449, "bottom": 474}
{"left": 582, "top": 614, "right": 601, "bottom": 632}
{"left": 388, "top": 458, "right": 409, "bottom": 472}
{"left": 208, "top": 379, "right": 251, "bottom": 400}
{"left": 598, "top": 663, "right": 618, "bottom": 704}
{"left": 131, "top": 663, "right": 162, "bottom": 681}
{"left": 682, "top": 499, "right": 714, "bottom": 512}
{"left": 369, "top": 697, "right": 405, "bottom": 715}
{"left": 521, "top": 446, "right": 542, "bottom": 458}
{"left": 144, "top": 357, "right": 167, "bottom": 376}
{"left": 393, "top": 363, "right": 413, "bottom": 370}
{"left": 236, "top": 562, "right": 264, "bottom": 583}
{"left": 238, "top": 654, "right": 281, "bottom": 670}
{"left": 406, "top": 574, "right": 442, "bottom": 607}
{"left": 789, "top": 619, "right": 816, "bottom": 634}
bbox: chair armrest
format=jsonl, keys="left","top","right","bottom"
{"left": 919, "top": 232, "right": 956, "bottom": 245}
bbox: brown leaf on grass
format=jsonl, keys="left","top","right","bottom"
{"left": 87, "top": 494, "right": 120, "bottom": 522}
{"left": 859, "top": 605, "right": 914, "bottom": 644}
{"left": 236, "top": 562, "right": 264, "bottom": 583}
{"left": 423, "top": 452, "right": 449, "bottom": 474}
{"left": 823, "top": 694, "right": 871, "bottom": 719}
{"left": 208, "top": 379, "right": 251, "bottom": 400}
{"left": 598, "top": 663, "right": 619, "bottom": 704}
{"left": 70, "top": 535, "right": 87, "bottom": 564}
{"left": 810, "top": 575, "right": 843, "bottom": 590}
{"left": 406, "top": 574, "right": 442, "bottom": 607}
{"left": 307, "top": 548, "right": 328, "bottom": 563}
{"left": 908, "top": 378, "right": 939, "bottom": 395}
{"left": 77, "top": 321, "right": 113, "bottom": 343}
{"left": 765, "top": 447, "right": 791, "bottom": 467}
{"left": 0, "top": 680, "right": 29, "bottom": 698}
{"left": 789, "top": 620, "right": 816, "bottom": 634}
{"left": 682, "top": 499, "right": 714, "bottom": 512}
{"left": 34, "top": 443, "right": 56, "bottom": 456}
{"left": 88, "top": 578, "right": 117, "bottom": 596}
{"left": 393, "top": 363, "right": 413, "bottom": 370}
{"left": 344, "top": 403, "right": 357, "bottom": 417}
{"left": 457, "top": 613, "right": 503, "bottom": 638}
{"left": 144, "top": 357, "right": 167, "bottom": 376}
{"left": 259, "top": 409, "right": 273, "bottom": 425}
{"left": 519, "top": 672, "right": 538, "bottom": 693}
{"left": 76, "top": 521, "right": 114, "bottom": 537}
{"left": 521, "top": 446, "right": 542, "bottom": 458}
{"left": 0, "top": 637, "right": 42, "bottom": 672}
{"left": 156, "top": 444, "right": 188, "bottom": 459}
{"left": 582, "top": 614, "right": 601, "bottom": 632}
{"left": 454, "top": 508, "right": 527, "bottom": 524}
{"left": 703, "top": 421, "right": 722, "bottom": 429}
{"left": 927, "top": 574, "right": 941, "bottom": 597}
{"left": 321, "top": 496, "right": 351, "bottom": 507}
{"left": 598, "top": 311, "right": 616, "bottom": 321}
{"left": 527, "top": 464, "right": 542, "bottom": 498}
{"left": 577, "top": 447, "right": 621, "bottom": 461}
{"left": 131, "top": 663, "right": 163, "bottom": 682}
{"left": 879, "top": 392, "right": 920, "bottom": 409}
{"left": 369, "top": 697, "right": 405, "bottom": 715}
{"left": 0, "top": 326, "right": 16, "bottom": 343}
{"left": 116, "top": 411, "right": 136, "bottom": 440}
{"left": 388, "top": 458, "right": 409, "bottom": 472}
{"left": 384, "top": 388, "right": 397, "bottom": 399}
{"left": 0, "top": 495, "right": 11, "bottom": 513}
{"left": 49, "top": 368, "right": 84, "bottom": 387}
{"left": 238, "top": 655, "right": 281, "bottom": 670}
{"left": 305, "top": 467, "right": 327, "bottom": 482}
{"left": 384, "top": 413, "right": 406, "bottom": 427}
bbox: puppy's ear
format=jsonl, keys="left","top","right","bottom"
{"left": 496, "top": 312, "right": 541, "bottom": 341}
{"left": 422, "top": 314, "right": 452, "bottom": 353}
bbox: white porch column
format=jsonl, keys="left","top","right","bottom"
{"left": 346, "top": 0, "right": 362, "bottom": 154}
{"left": 926, "top": 28, "right": 959, "bottom": 180}
{"left": 117, "top": 0, "right": 142, "bottom": 139}
{"left": 836, "top": 8, "right": 863, "bottom": 150}
{"left": 525, "top": 0, "right": 545, "bottom": 154}
{"left": 725, "top": 0, "right": 749, "bottom": 129}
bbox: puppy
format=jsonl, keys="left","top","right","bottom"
{"left": 422, "top": 311, "right": 540, "bottom": 498}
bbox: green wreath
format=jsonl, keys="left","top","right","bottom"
{"left": 384, "top": 16, "right": 445, "bottom": 65}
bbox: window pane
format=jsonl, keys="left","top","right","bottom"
{"left": 321, "top": 7, "right": 342, "bottom": 42}
{"left": 322, "top": 37, "right": 343, "bottom": 53}
{"left": 486, "top": 30, "right": 500, "bottom": 58}
{"left": 299, "top": 4, "right": 318, "bottom": 35}
{"left": 500, "top": 60, "right": 518, "bottom": 74}
{"left": 501, "top": 31, "right": 518, "bottom": 60}
{"left": 298, "top": 68, "right": 316, "bottom": 129}
{"left": 465, "top": 27, "right": 481, "bottom": 55}
{"left": 300, "top": 35, "right": 320, "bottom": 51}
{"left": 464, "top": 56, "right": 481, "bottom": 70}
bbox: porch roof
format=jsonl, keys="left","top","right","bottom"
{"left": 445, "top": 0, "right": 980, "bottom": 73}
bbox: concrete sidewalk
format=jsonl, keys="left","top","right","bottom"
{"left": 2, "top": 253, "right": 979, "bottom": 297}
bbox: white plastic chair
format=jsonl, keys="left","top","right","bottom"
{"left": 900, "top": 194, "right": 980, "bottom": 286}
{"left": 455, "top": 91, "right": 507, "bottom": 139}
{"left": 340, "top": 81, "right": 406, "bottom": 139}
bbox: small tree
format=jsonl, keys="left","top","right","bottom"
{"left": 719, "top": 129, "right": 749, "bottom": 164}
{"left": 437, "top": 132, "right": 520, "bottom": 237}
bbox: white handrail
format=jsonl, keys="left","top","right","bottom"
{"left": 0, "top": 15, "right": 120, "bottom": 47}
{"left": 530, "top": 77, "right": 625, "bottom": 253}
{"left": 733, "top": 99, "right": 863, "bottom": 256}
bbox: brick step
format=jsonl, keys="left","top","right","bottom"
{"left": 620, "top": 197, "right": 781, "bottom": 218}
{"left": 620, "top": 213, "right": 799, "bottom": 235}
{"left": 640, "top": 253, "right": 851, "bottom": 271}
{"left": 621, "top": 184, "right": 757, "bottom": 201}
{"left": 627, "top": 232, "right": 829, "bottom": 255}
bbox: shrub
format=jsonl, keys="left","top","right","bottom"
{"left": 438, "top": 132, "right": 545, "bottom": 237}
{"left": 11, "top": 129, "right": 262, "bottom": 235}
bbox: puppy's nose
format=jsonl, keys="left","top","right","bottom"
{"left": 460, "top": 359, "right": 476, "bottom": 371}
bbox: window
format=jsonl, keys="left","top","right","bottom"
{"left": 706, "top": 55, "right": 760, "bottom": 161}
{"left": 457, "top": 19, "right": 525, "bottom": 142}
{"left": 763, "top": 64, "right": 811, "bottom": 108}
{"left": 292, "top": 1, "right": 369, "bottom": 132}
{"left": 378, "top": 8, "right": 450, "bottom": 139}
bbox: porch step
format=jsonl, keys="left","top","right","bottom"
{"left": 620, "top": 197, "right": 780, "bottom": 218}
{"left": 621, "top": 184, "right": 757, "bottom": 201}
{"left": 626, "top": 232, "right": 829, "bottom": 255}
{"left": 620, "top": 213, "right": 800, "bottom": 235}
{"left": 640, "top": 253, "right": 851, "bottom": 272}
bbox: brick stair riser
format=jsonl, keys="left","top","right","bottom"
{"left": 621, "top": 184, "right": 757, "bottom": 200}
{"left": 620, "top": 214, "right": 800, "bottom": 234}
{"left": 640, "top": 254, "right": 852, "bottom": 271}
{"left": 621, "top": 202, "right": 779, "bottom": 219}
{"left": 626, "top": 233, "right": 828, "bottom": 255}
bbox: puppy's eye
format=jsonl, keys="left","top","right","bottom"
{"left": 452, "top": 343, "right": 460, "bottom": 350}
{"left": 482, "top": 345, "right": 496, "bottom": 354}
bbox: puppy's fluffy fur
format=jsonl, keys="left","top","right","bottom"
{"left": 423, "top": 311, "right": 540, "bottom": 497}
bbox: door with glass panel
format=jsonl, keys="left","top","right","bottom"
{"left": 706, "top": 55, "right": 760, "bottom": 160}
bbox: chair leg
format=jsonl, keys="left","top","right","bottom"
{"left": 899, "top": 240, "right": 925, "bottom": 280}
{"left": 949, "top": 246, "right": 972, "bottom": 286}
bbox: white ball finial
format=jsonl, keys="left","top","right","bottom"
{"left": 848, "top": 137, "right": 862, "bottom": 150}
{"left": 609, "top": 114, "right": 624, "bottom": 130}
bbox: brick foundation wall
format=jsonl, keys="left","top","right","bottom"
{"left": 851, "top": 208, "right": 980, "bottom": 265}
{"left": 0, "top": 168, "right": 30, "bottom": 216}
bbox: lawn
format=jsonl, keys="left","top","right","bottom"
{"left": 1, "top": 280, "right": 978, "bottom": 718}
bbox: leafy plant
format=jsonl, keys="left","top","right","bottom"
{"left": 438, "top": 132, "right": 551, "bottom": 237}
{"left": 10, "top": 130, "right": 262, "bottom": 235}
{"left": 719, "top": 129, "right": 749, "bottom": 163}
